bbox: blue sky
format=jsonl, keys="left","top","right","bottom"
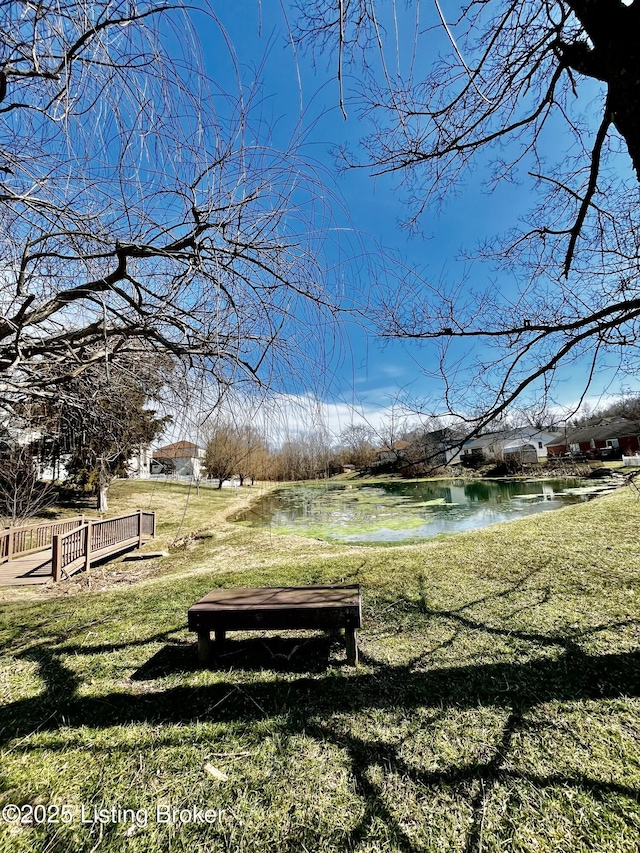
{"left": 177, "top": 2, "right": 640, "bottom": 437}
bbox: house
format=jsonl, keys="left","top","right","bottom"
{"left": 410, "top": 427, "right": 467, "bottom": 468}
{"left": 546, "top": 418, "right": 640, "bottom": 460}
{"left": 500, "top": 428, "right": 563, "bottom": 464}
{"left": 446, "top": 433, "right": 492, "bottom": 465}
{"left": 152, "top": 440, "right": 205, "bottom": 478}
{"left": 374, "top": 440, "right": 411, "bottom": 464}
{"left": 127, "top": 445, "right": 153, "bottom": 479}
{"left": 446, "top": 427, "right": 563, "bottom": 465}
{"left": 373, "top": 428, "right": 469, "bottom": 470}
{"left": 1, "top": 419, "right": 154, "bottom": 481}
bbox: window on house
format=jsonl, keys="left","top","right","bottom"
{"left": 606, "top": 439, "right": 619, "bottom": 449}
{"left": 538, "top": 441, "right": 543, "bottom": 449}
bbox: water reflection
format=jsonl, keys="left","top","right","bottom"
{"left": 236, "top": 478, "right": 615, "bottom": 543}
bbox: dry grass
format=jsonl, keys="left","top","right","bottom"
{"left": 0, "top": 479, "right": 638, "bottom": 852}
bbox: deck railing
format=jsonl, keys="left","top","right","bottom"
{"left": 0, "top": 516, "right": 91, "bottom": 565}
{"left": 51, "top": 510, "right": 155, "bottom": 581}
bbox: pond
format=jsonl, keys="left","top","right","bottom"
{"left": 235, "top": 478, "right": 618, "bottom": 543}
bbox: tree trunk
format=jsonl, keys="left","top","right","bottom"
{"left": 97, "top": 484, "right": 108, "bottom": 511}
{"left": 564, "top": 0, "right": 640, "bottom": 179}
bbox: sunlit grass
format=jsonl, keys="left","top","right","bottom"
{"left": 0, "top": 480, "right": 639, "bottom": 851}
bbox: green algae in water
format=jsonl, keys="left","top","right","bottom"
{"left": 236, "top": 478, "right": 616, "bottom": 544}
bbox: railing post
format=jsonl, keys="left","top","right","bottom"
{"left": 52, "top": 534, "right": 62, "bottom": 582}
{"left": 84, "top": 521, "right": 93, "bottom": 572}
{"left": 138, "top": 509, "right": 143, "bottom": 546}
{"left": 7, "top": 526, "right": 13, "bottom": 562}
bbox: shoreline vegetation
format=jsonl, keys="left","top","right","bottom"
{"left": 1, "top": 478, "right": 639, "bottom": 852}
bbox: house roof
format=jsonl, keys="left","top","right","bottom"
{"left": 463, "top": 427, "right": 562, "bottom": 451}
{"left": 547, "top": 419, "right": 640, "bottom": 446}
{"left": 409, "top": 426, "right": 465, "bottom": 444}
{"left": 502, "top": 440, "right": 537, "bottom": 452}
{"left": 153, "top": 440, "right": 203, "bottom": 459}
{"left": 461, "top": 434, "right": 497, "bottom": 450}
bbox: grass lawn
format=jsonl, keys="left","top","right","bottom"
{"left": 0, "top": 479, "right": 639, "bottom": 852}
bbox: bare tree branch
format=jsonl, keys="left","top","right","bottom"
{"left": 294, "top": 0, "right": 640, "bottom": 424}
{"left": 0, "top": 1, "right": 351, "bottom": 414}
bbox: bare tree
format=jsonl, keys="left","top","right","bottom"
{"left": 203, "top": 423, "right": 246, "bottom": 489}
{"left": 604, "top": 392, "right": 640, "bottom": 423}
{"left": 294, "top": 1, "right": 640, "bottom": 429}
{"left": 0, "top": 1, "right": 344, "bottom": 415}
{"left": 270, "top": 428, "right": 335, "bottom": 481}
{"left": 508, "top": 405, "right": 562, "bottom": 433}
{"left": 372, "top": 403, "right": 412, "bottom": 452}
{"left": 338, "top": 423, "right": 376, "bottom": 468}
{"left": 0, "top": 437, "right": 55, "bottom": 525}
{"left": 234, "top": 425, "right": 269, "bottom": 486}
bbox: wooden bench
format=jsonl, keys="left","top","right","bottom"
{"left": 188, "top": 584, "right": 362, "bottom": 665}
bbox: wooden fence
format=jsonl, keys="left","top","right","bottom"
{"left": 51, "top": 510, "right": 156, "bottom": 581}
{"left": 1, "top": 511, "right": 156, "bottom": 582}
{"left": 622, "top": 455, "right": 640, "bottom": 467}
{"left": 0, "top": 516, "right": 92, "bottom": 565}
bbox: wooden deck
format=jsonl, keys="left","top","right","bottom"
{"left": 0, "top": 511, "right": 156, "bottom": 587}
{"left": 0, "top": 551, "right": 54, "bottom": 586}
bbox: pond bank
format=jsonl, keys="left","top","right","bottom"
{"left": 1, "top": 483, "right": 639, "bottom": 852}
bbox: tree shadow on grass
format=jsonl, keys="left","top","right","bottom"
{"left": 130, "top": 633, "right": 337, "bottom": 679}
{"left": 2, "top": 584, "right": 639, "bottom": 852}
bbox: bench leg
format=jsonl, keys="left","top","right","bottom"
{"left": 345, "top": 627, "right": 358, "bottom": 666}
{"left": 197, "top": 631, "right": 211, "bottom": 665}
{"left": 214, "top": 629, "right": 226, "bottom": 654}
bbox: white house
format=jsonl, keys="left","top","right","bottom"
{"left": 127, "top": 445, "right": 153, "bottom": 479}
{"left": 152, "top": 440, "right": 205, "bottom": 479}
{"left": 2, "top": 418, "right": 155, "bottom": 481}
{"left": 446, "top": 428, "right": 563, "bottom": 465}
